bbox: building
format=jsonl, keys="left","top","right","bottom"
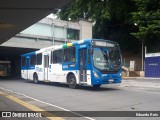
{"left": 1, "top": 17, "right": 92, "bottom": 49}
{"left": 0, "top": 16, "right": 92, "bottom": 77}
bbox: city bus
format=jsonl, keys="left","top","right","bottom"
{"left": 21, "top": 39, "right": 122, "bottom": 88}
{"left": 0, "top": 60, "right": 11, "bottom": 77}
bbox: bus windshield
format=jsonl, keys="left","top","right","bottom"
{"left": 92, "top": 42, "right": 121, "bottom": 73}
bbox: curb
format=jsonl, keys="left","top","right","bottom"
{"left": 122, "top": 77, "right": 160, "bottom": 80}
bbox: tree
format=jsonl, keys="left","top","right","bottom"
{"left": 58, "top": 0, "right": 110, "bottom": 21}
{"left": 131, "top": 0, "right": 160, "bottom": 52}
{"left": 58, "top": 0, "right": 135, "bottom": 41}
{"left": 58, "top": 0, "right": 111, "bottom": 40}
{"left": 59, "top": 0, "right": 155, "bottom": 52}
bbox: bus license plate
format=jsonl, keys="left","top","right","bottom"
{"left": 108, "top": 79, "right": 114, "bottom": 83}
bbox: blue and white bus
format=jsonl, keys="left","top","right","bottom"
{"left": 21, "top": 39, "right": 122, "bottom": 88}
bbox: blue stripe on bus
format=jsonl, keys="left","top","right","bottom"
{"left": 21, "top": 52, "right": 36, "bottom": 57}
{"left": 84, "top": 39, "right": 91, "bottom": 43}
{"left": 21, "top": 66, "right": 35, "bottom": 70}
{"left": 62, "top": 62, "right": 78, "bottom": 70}
{"left": 73, "top": 41, "right": 78, "bottom": 46}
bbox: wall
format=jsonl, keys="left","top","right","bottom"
{"left": 145, "top": 53, "right": 160, "bottom": 77}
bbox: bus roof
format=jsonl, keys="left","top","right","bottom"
{"left": 37, "top": 39, "right": 117, "bottom": 52}
{"left": 21, "top": 51, "right": 36, "bottom": 57}
{"left": 21, "top": 39, "right": 118, "bottom": 56}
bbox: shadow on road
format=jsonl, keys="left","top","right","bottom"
{"left": 26, "top": 80, "right": 120, "bottom": 92}
{"left": 0, "top": 78, "right": 121, "bottom": 92}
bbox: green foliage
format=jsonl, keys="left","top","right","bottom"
{"left": 58, "top": 0, "right": 134, "bottom": 23}
{"left": 131, "top": 0, "right": 160, "bottom": 44}
{"left": 58, "top": 0, "right": 160, "bottom": 52}
{"left": 58, "top": 0, "right": 110, "bottom": 21}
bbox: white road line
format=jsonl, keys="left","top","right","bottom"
{"left": 0, "top": 87, "right": 95, "bottom": 120}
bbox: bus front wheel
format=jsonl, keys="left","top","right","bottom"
{"left": 68, "top": 74, "right": 77, "bottom": 89}
{"left": 33, "top": 74, "right": 39, "bottom": 84}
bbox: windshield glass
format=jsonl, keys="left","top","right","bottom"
{"left": 92, "top": 42, "right": 121, "bottom": 72}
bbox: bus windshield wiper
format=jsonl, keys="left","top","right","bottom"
{"left": 100, "top": 48, "right": 108, "bottom": 60}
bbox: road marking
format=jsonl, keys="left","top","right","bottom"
{"left": 0, "top": 87, "right": 95, "bottom": 120}
{"left": 0, "top": 91, "right": 63, "bottom": 120}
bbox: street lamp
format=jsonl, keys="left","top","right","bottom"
{"left": 134, "top": 23, "right": 144, "bottom": 71}
{"left": 134, "top": 23, "right": 138, "bottom": 26}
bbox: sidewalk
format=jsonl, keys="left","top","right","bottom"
{"left": 122, "top": 76, "right": 160, "bottom": 80}
{"left": 121, "top": 77, "right": 160, "bottom": 89}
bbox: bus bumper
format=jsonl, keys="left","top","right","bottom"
{"left": 92, "top": 74, "right": 122, "bottom": 85}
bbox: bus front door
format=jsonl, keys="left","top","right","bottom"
{"left": 79, "top": 48, "right": 87, "bottom": 83}
{"left": 44, "top": 55, "right": 49, "bottom": 80}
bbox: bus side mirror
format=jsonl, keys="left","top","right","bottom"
{"left": 89, "top": 48, "right": 94, "bottom": 54}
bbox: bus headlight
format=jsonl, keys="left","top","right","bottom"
{"left": 93, "top": 71, "right": 99, "bottom": 78}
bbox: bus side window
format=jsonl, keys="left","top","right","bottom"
{"left": 22, "top": 57, "right": 26, "bottom": 66}
{"left": 30, "top": 55, "right": 36, "bottom": 66}
{"left": 52, "top": 50, "right": 63, "bottom": 64}
{"left": 64, "top": 47, "right": 75, "bottom": 62}
{"left": 88, "top": 49, "right": 90, "bottom": 64}
{"left": 37, "top": 54, "right": 42, "bottom": 65}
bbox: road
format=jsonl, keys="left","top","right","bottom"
{"left": 0, "top": 78, "right": 160, "bottom": 120}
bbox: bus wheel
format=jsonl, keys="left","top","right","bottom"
{"left": 33, "top": 74, "right": 39, "bottom": 84}
{"left": 93, "top": 84, "right": 101, "bottom": 88}
{"left": 68, "top": 74, "right": 77, "bottom": 89}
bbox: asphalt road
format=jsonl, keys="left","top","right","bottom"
{"left": 0, "top": 78, "right": 160, "bottom": 120}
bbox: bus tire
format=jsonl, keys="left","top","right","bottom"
{"left": 93, "top": 84, "right": 101, "bottom": 88}
{"left": 33, "top": 74, "right": 39, "bottom": 84}
{"left": 68, "top": 74, "right": 77, "bottom": 89}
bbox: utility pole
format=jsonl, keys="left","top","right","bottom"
{"left": 142, "top": 40, "right": 144, "bottom": 71}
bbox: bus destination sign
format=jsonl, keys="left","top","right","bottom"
{"left": 93, "top": 41, "right": 115, "bottom": 47}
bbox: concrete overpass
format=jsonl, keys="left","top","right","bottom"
{"left": 0, "top": 0, "right": 71, "bottom": 77}
{"left": 1, "top": 17, "right": 92, "bottom": 49}
{"left": 0, "top": 0, "right": 71, "bottom": 44}
{"left": 0, "top": 16, "right": 92, "bottom": 78}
